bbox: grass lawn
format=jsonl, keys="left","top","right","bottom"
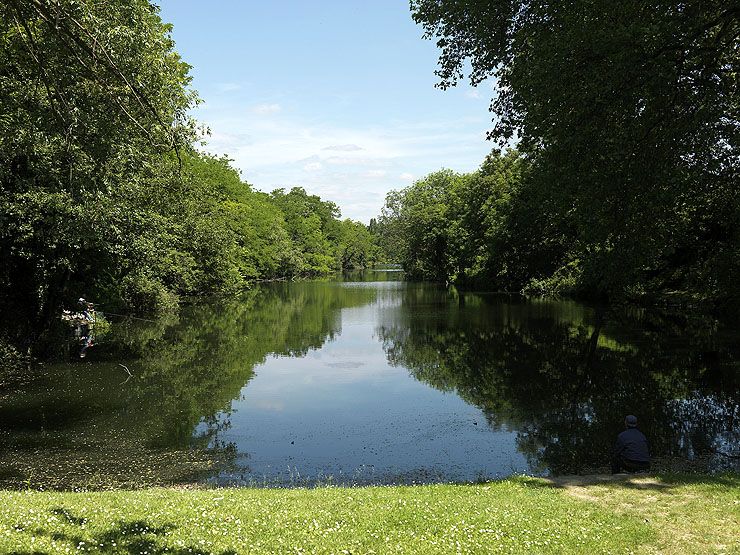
{"left": 0, "top": 474, "right": 737, "bottom": 554}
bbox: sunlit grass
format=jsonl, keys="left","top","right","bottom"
{"left": 551, "top": 473, "right": 740, "bottom": 555}
{"left": 0, "top": 474, "right": 736, "bottom": 554}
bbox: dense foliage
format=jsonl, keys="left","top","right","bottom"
{"left": 376, "top": 150, "right": 545, "bottom": 289}
{"left": 0, "top": 0, "right": 376, "bottom": 355}
{"left": 393, "top": 1, "right": 739, "bottom": 305}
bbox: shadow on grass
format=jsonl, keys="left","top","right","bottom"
{"left": 536, "top": 472, "right": 740, "bottom": 492}
{"left": 12, "top": 508, "right": 238, "bottom": 555}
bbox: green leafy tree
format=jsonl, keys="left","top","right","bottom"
{"left": 447, "top": 149, "right": 528, "bottom": 287}
{"left": 337, "top": 218, "right": 379, "bottom": 270}
{"left": 0, "top": 0, "right": 197, "bottom": 348}
{"left": 184, "top": 153, "right": 298, "bottom": 282}
{"left": 372, "top": 190, "right": 406, "bottom": 264}
{"left": 411, "top": 0, "right": 739, "bottom": 303}
{"left": 0, "top": 0, "right": 384, "bottom": 361}
{"left": 386, "top": 170, "right": 457, "bottom": 281}
{"left": 270, "top": 187, "right": 342, "bottom": 276}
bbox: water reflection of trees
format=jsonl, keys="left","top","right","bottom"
{"left": 0, "top": 282, "right": 378, "bottom": 489}
{"left": 378, "top": 287, "right": 740, "bottom": 474}
{"left": 122, "top": 281, "right": 379, "bottom": 447}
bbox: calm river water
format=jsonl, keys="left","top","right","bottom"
{"left": 1, "top": 270, "right": 738, "bottom": 489}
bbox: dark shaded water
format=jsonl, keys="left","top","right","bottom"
{"left": 1, "top": 271, "right": 739, "bottom": 489}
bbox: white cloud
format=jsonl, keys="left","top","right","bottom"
{"left": 322, "top": 144, "right": 364, "bottom": 152}
{"left": 252, "top": 103, "right": 282, "bottom": 115}
{"left": 465, "top": 89, "right": 482, "bottom": 99}
{"left": 193, "top": 108, "right": 492, "bottom": 222}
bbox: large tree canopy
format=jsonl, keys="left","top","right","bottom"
{"left": 0, "top": 1, "right": 378, "bottom": 357}
{"left": 1, "top": 0, "right": 197, "bottom": 347}
{"left": 411, "top": 1, "right": 739, "bottom": 301}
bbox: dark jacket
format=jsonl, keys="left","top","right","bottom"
{"left": 613, "top": 427, "right": 650, "bottom": 462}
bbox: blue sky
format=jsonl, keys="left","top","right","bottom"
{"left": 158, "top": 1, "right": 495, "bottom": 222}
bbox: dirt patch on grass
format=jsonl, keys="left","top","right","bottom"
{"left": 544, "top": 474, "right": 670, "bottom": 504}
{"left": 546, "top": 473, "right": 667, "bottom": 490}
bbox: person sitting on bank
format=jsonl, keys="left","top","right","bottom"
{"left": 611, "top": 415, "right": 650, "bottom": 474}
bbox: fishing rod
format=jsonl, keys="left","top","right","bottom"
{"left": 97, "top": 311, "right": 158, "bottom": 323}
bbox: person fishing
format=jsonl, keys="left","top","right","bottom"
{"left": 78, "top": 297, "right": 95, "bottom": 321}
{"left": 60, "top": 298, "right": 97, "bottom": 358}
{"left": 611, "top": 415, "right": 650, "bottom": 474}
{"left": 76, "top": 298, "right": 96, "bottom": 358}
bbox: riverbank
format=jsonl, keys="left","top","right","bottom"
{"left": 1, "top": 474, "right": 737, "bottom": 554}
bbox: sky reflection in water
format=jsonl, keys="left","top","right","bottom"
{"left": 209, "top": 288, "right": 527, "bottom": 486}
